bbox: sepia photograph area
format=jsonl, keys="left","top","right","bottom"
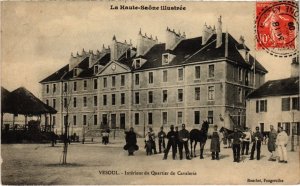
{"left": 1, "top": 1, "right": 299, "bottom": 185}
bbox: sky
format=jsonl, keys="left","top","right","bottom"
{"left": 1, "top": 1, "right": 294, "bottom": 98}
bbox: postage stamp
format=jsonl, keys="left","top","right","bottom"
{"left": 256, "top": 1, "right": 299, "bottom": 57}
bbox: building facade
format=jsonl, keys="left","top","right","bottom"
{"left": 246, "top": 57, "right": 299, "bottom": 135}
{"left": 40, "top": 17, "right": 267, "bottom": 136}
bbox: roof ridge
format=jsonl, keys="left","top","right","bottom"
{"left": 184, "top": 38, "right": 217, "bottom": 63}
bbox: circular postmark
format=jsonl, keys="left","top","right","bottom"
{"left": 256, "top": 1, "right": 299, "bottom": 57}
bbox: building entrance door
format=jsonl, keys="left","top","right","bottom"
{"left": 120, "top": 113, "right": 125, "bottom": 129}
{"left": 111, "top": 114, "right": 116, "bottom": 129}
{"left": 260, "top": 123, "right": 264, "bottom": 132}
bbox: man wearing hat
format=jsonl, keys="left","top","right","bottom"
{"left": 250, "top": 126, "right": 264, "bottom": 160}
{"left": 210, "top": 125, "right": 223, "bottom": 160}
{"left": 178, "top": 124, "right": 191, "bottom": 160}
{"left": 158, "top": 126, "right": 167, "bottom": 153}
{"left": 163, "top": 125, "right": 177, "bottom": 160}
{"left": 228, "top": 127, "right": 245, "bottom": 162}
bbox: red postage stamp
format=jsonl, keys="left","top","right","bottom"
{"left": 256, "top": 1, "right": 298, "bottom": 57}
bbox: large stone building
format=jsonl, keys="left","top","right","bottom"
{"left": 246, "top": 57, "right": 299, "bottom": 135}
{"left": 40, "top": 17, "right": 267, "bottom": 136}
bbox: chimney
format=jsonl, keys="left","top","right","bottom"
{"left": 69, "top": 52, "right": 80, "bottom": 71}
{"left": 136, "top": 28, "right": 157, "bottom": 56}
{"left": 202, "top": 23, "right": 215, "bottom": 45}
{"left": 291, "top": 56, "right": 299, "bottom": 77}
{"left": 165, "top": 27, "right": 185, "bottom": 50}
{"left": 216, "top": 16, "right": 222, "bottom": 48}
{"left": 110, "top": 35, "right": 131, "bottom": 61}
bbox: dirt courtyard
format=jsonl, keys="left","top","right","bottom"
{"left": 1, "top": 138, "right": 299, "bottom": 185}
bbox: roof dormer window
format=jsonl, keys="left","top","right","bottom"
{"left": 94, "top": 65, "right": 99, "bottom": 74}
{"left": 136, "top": 59, "right": 141, "bottom": 68}
{"left": 162, "top": 54, "right": 169, "bottom": 64}
{"left": 74, "top": 68, "right": 79, "bottom": 77}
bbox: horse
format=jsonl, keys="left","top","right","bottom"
{"left": 219, "top": 126, "right": 245, "bottom": 148}
{"left": 189, "top": 121, "right": 209, "bottom": 159}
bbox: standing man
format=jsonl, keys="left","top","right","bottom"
{"left": 124, "top": 127, "right": 138, "bottom": 156}
{"left": 174, "top": 126, "right": 180, "bottom": 158}
{"left": 210, "top": 125, "right": 223, "bottom": 160}
{"left": 163, "top": 125, "right": 177, "bottom": 160}
{"left": 250, "top": 126, "right": 264, "bottom": 160}
{"left": 228, "top": 127, "right": 244, "bottom": 163}
{"left": 149, "top": 127, "right": 157, "bottom": 154}
{"left": 158, "top": 126, "right": 167, "bottom": 154}
{"left": 178, "top": 124, "right": 191, "bottom": 160}
{"left": 276, "top": 126, "right": 288, "bottom": 163}
{"left": 241, "top": 127, "right": 252, "bottom": 155}
{"left": 268, "top": 125, "right": 277, "bottom": 161}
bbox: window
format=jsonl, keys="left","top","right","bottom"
{"left": 256, "top": 100, "right": 259, "bottom": 113}
{"left": 163, "top": 90, "right": 168, "bottom": 103}
{"left": 94, "top": 96, "right": 97, "bottom": 107}
{"left": 260, "top": 100, "right": 267, "bottom": 112}
{"left": 46, "top": 99, "right": 49, "bottom": 105}
{"left": 83, "top": 115, "right": 87, "bottom": 125}
{"left": 177, "top": 112, "right": 183, "bottom": 125}
{"left": 245, "top": 71, "right": 249, "bottom": 86}
{"left": 112, "top": 94, "right": 116, "bottom": 105}
{"left": 148, "top": 91, "right": 153, "bottom": 104}
{"left": 52, "top": 116, "right": 56, "bottom": 126}
{"left": 135, "top": 92, "right": 140, "bottom": 104}
{"left": 83, "top": 80, "right": 87, "bottom": 90}
{"left": 208, "top": 86, "right": 215, "bottom": 100}
{"left": 103, "top": 77, "right": 107, "bottom": 88}
{"left": 282, "top": 98, "right": 290, "bottom": 111}
{"left": 208, "top": 111, "right": 213, "bottom": 124}
{"left": 195, "top": 87, "right": 200, "bottom": 100}
{"left": 103, "top": 95, "right": 107, "bottom": 106}
{"left": 64, "top": 83, "right": 67, "bottom": 92}
{"left": 178, "top": 89, "right": 183, "bottom": 102}
{"left": 52, "top": 99, "right": 56, "bottom": 109}
{"left": 162, "top": 112, "right": 168, "bottom": 125}
{"left": 238, "top": 67, "right": 243, "bottom": 81}
{"left": 64, "top": 98, "right": 67, "bottom": 108}
{"left": 178, "top": 68, "right": 183, "bottom": 81}
{"left": 102, "top": 114, "right": 108, "bottom": 125}
{"left": 135, "top": 113, "right": 139, "bottom": 125}
{"left": 94, "top": 65, "right": 99, "bottom": 74}
{"left": 136, "top": 60, "right": 141, "bottom": 68}
{"left": 94, "top": 115, "right": 97, "bottom": 125}
{"left": 73, "top": 115, "right": 77, "bottom": 126}
{"left": 73, "top": 82, "right": 77, "bottom": 91}
{"left": 112, "top": 76, "right": 116, "bottom": 87}
{"left": 238, "top": 88, "right": 242, "bottom": 103}
{"left": 73, "top": 97, "right": 77, "bottom": 108}
{"left": 208, "top": 64, "right": 215, "bottom": 78}
{"left": 46, "top": 85, "right": 49, "bottom": 93}
{"left": 74, "top": 68, "right": 78, "bottom": 76}
{"left": 148, "top": 112, "right": 153, "bottom": 125}
{"left": 121, "top": 75, "right": 125, "bottom": 86}
{"left": 195, "top": 66, "right": 201, "bottom": 79}
{"left": 162, "top": 54, "right": 168, "bottom": 64}
{"left": 94, "top": 79, "right": 98, "bottom": 89}
{"left": 149, "top": 72, "right": 153, "bottom": 84}
{"left": 194, "top": 111, "right": 200, "bottom": 124}
{"left": 83, "top": 97, "right": 87, "bottom": 107}
{"left": 135, "top": 74, "right": 140, "bottom": 85}
{"left": 163, "top": 70, "right": 168, "bottom": 82}
{"left": 121, "top": 93, "right": 125, "bottom": 105}
{"left": 53, "top": 84, "right": 56, "bottom": 93}
{"left": 292, "top": 97, "right": 299, "bottom": 110}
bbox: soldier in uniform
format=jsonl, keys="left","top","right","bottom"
{"left": 174, "top": 126, "right": 180, "bottom": 158}
{"left": 250, "top": 126, "right": 264, "bottom": 160}
{"left": 178, "top": 124, "right": 191, "bottom": 160}
{"left": 149, "top": 127, "right": 157, "bottom": 154}
{"left": 158, "top": 126, "right": 167, "bottom": 153}
{"left": 268, "top": 125, "right": 277, "bottom": 161}
{"left": 210, "top": 125, "right": 223, "bottom": 160}
{"left": 163, "top": 125, "right": 177, "bottom": 160}
{"left": 228, "top": 127, "right": 245, "bottom": 163}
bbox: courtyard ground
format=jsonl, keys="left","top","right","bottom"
{"left": 1, "top": 137, "right": 299, "bottom": 185}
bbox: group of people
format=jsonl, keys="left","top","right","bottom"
{"left": 123, "top": 124, "right": 290, "bottom": 164}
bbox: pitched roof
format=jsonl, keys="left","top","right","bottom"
{"left": 40, "top": 33, "right": 267, "bottom": 83}
{"left": 2, "top": 87, "right": 57, "bottom": 115}
{"left": 1, "top": 87, "right": 11, "bottom": 113}
{"left": 247, "top": 76, "right": 299, "bottom": 99}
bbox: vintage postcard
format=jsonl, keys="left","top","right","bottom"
{"left": 1, "top": 0, "right": 299, "bottom": 185}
